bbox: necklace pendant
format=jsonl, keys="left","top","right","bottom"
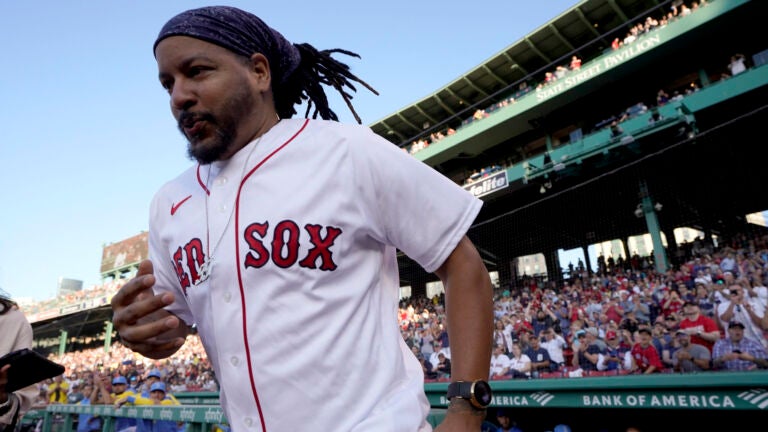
{"left": 195, "top": 259, "right": 212, "bottom": 286}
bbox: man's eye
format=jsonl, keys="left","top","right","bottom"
{"left": 188, "top": 66, "right": 210, "bottom": 77}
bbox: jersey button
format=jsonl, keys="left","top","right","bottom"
{"left": 213, "top": 176, "right": 227, "bottom": 186}
{"left": 230, "top": 356, "right": 239, "bottom": 366}
{"left": 244, "top": 417, "right": 253, "bottom": 427}
{"left": 223, "top": 292, "right": 232, "bottom": 303}
{"left": 219, "top": 205, "right": 227, "bottom": 213}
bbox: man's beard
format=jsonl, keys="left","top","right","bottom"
{"left": 177, "top": 85, "right": 255, "bottom": 164}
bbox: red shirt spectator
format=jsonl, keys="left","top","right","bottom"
{"left": 678, "top": 302, "right": 720, "bottom": 352}
{"left": 631, "top": 329, "right": 663, "bottom": 373}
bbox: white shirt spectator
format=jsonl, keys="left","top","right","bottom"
{"left": 718, "top": 295, "right": 766, "bottom": 348}
{"left": 509, "top": 354, "right": 532, "bottom": 377}
{"left": 490, "top": 353, "right": 512, "bottom": 377}
{"left": 541, "top": 334, "right": 567, "bottom": 364}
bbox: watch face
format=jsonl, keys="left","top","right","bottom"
{"left": 472, "top": 381, "right": 493, "bottom": 407}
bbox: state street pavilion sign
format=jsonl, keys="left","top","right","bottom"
{"left": 463, "top": 170, "right": 509, "bottom": 199}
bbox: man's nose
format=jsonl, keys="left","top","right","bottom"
{"left": 171, "top": 80, "right": 196, "bottom": 111}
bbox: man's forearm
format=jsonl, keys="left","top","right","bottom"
{"left": 436, "top": 237, "right": 494, "bottom": 382}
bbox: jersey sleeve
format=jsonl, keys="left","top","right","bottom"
{"left": 148, "top": 188, "right": 194, "bottom": 326}
{"left": 346, "top": 125, "right": 482, "bottom": 273}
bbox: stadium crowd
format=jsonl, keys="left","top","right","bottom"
{"left": 400, "top": 230, "right": 768, "bottom": 382}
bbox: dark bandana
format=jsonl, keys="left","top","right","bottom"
{"left": 153, "top": 6, "right": 300, "bottom": 84}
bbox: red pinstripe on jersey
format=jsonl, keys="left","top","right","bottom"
{"left": 233, "top": 118, "right": 309, "bottom": 431}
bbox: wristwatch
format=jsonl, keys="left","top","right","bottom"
{"left": 446, "top": 380, "right": 493, "bottom": 410}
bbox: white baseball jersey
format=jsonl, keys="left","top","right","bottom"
{"left": 149, "top": 118, "right": 482, "bottom": 431}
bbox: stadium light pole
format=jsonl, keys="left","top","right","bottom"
{"left": 104, "top": 321, "right": 113, "bottom": 353}
{"left": 637, "top": 180, "right": 668, "bottom": 273}
{"left": 58, "top": 329, "right": 68, "bottom": 357}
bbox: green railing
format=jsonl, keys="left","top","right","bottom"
{"left": 24, "top": 371, "right": 768, "bottom": 431}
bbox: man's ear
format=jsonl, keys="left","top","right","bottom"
{"left": 248, "top": 53, "right": 272, "bottom": 92}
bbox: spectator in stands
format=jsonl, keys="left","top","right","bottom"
{"left": 540, "top": 326, "right": 567, "bottom": 371}
{"left": 572, "top": 329, "right": 602, "bottom": 372}
{"left": 428, "top": 339, "right": 451, "bottom": 371}
{"left": 693, "top": 282, "right": 717, "bottom": 318}
{"left": 530, "top": 305, "right": 557, "bottom": 338}
{"left": 419, "top": 328, "right": 434, "bottom": 359}
{"left": 490, "top": 344, "right": 512, "bottom": 379}
{"left": 414, "top": 349, "right": 436, "bottom": 380}
{"left": 524, "top": 334, "right": 551, "bottom": 377}
{"left": 656, "top": 89, "right": 670, "bottom": 106}
{"left": 494, "top": 319, "right": 513, "bottom": 353}
{"left": 435, "top": 353, "right": 451, "bottom": 379}
{"left": 109, "top": 376, "right": 136, "bottom": 432}
{"left": 720, "top": 253, "right": 738, "bottom": 275}
{"left": 508, "top": 343, "right": 532, "bottom": 379}
{"left": 140, "top": 369, "right": 163, "bottom": 397}
{"left": 570, "top": 55, "right": 582, "bottom": 71}
{"left": 712, "top": 321, "right": 768, "bottom": 370}
{"left": 661, "top": 290, "right": 685, "bottom": 318}
{"left": 76, "top": 372, "right": 111, "bottom": 432}
{"left": 598, "top": 330, "right": 632, "bottom": 372}
{"left": 718, "top": 282, "right": 767, "bottom": 349}
{"left": 728, "top": 53, "right": 747, "bottom": 76}
{"left": 46, "top": 375, "right": 69, "bottom": 404}
{"left": 630, "top": 328, "right": 663, "bottom": 374}
{"left": 115, "top": 382, "right": 181, "bottom": 432}
{"left": 128, "top": 375, "right": 140, "bottom": 393}
{"left": 628, "top": 293, "right": 651, "bottom": 324}
{"left": 671, "top": 330, "right": 711, "bottom": 372}
{"left": 678, "top": 301, "right": 720, "bottom": 352}
{"left": 67, "top": 382, "right": 86, "bottom": 404}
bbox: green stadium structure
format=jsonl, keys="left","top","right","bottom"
{"left": 23, "top": 0, "right": 768, "bottom": 430}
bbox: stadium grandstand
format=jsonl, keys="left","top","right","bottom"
{"left": 19, "top": 0, "right": 768, "bottom": 431}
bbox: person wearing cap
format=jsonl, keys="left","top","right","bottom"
{"left": 597, "top": 330, "right": 632, "bottom": 371}
{"left": 140, "top": 369, "right": 162, "bottom": 397}
{"left": 712, "top": 320, "right": 768, "bottom": 371}
{"left": 718, "top": 282, "right": 767, "bottom": 349}
{"left": 630, "top": 328, "right": 663, "bottom": 374}
{"left": 115, "top": 381, "right": 181, "bottom": 432}
{"left": 678, "top": 301, "right": 719, "bottom": 353}
{"left": 671, "top": 329, "right": 711, "bottom": 372}
{"left": 540, "top": 326, "right": 567, "bottom": 371}
{"left": 571, "top": 328, "right": 603, "bottom": 372}
{"left": 110, "top": 376, "right": 137, "bottom": 432}
{"left": 524, "top": 334, "right": 551, "bottom": 377}
{"left": 128, "top": 375, "right": 140, "bottom": 393}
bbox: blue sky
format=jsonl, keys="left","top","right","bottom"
{"left": 0, "top": 0, "right": 579, "bottom": 302}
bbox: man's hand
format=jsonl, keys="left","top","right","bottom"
{"left": 111, "top": 260, "right": 189, "bottom": 359}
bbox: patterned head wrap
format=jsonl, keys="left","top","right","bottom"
{"left": 153, "top": 6, "right": 299, "bottom": 85}
{"left": 153, "top": 6, "right": 377, "bottom": 123}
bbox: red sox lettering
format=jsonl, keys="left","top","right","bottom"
{"left": 172, "top": 219, "right": 342, "bottom": 294}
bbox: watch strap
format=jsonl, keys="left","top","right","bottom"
{"left": 446, "top": 381, "right": 472, "bottom": 401}
{"left": 446, "top": 380, "right": 490, "bottom": 410}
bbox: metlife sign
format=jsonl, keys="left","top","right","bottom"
{"left": 463, "top": 171, "right": 509, "bottom": 198}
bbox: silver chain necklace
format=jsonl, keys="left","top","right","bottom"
{"left": 195, "top": 135, "right": 263, "bottom": 286}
